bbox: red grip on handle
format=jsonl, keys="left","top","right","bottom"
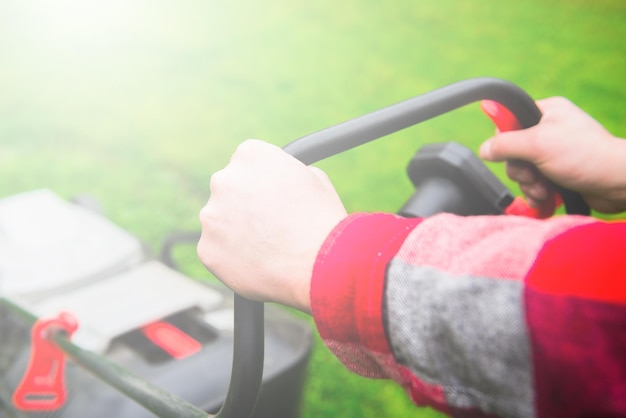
{"left": 480, "top": 100, "right": 561, "bottom": 219}
{"left": 13, "top": 312, "right": 78, "bottom": 411}
{"left": 480, "top": 99, "right": 522, "bottom": 132}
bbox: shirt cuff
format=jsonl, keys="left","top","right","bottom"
{"left": 311, "top": 212, "right": 422, "bottom": 354}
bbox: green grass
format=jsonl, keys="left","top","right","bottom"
{"left": 1, "top": 0, "right": 625, "bottom": 416}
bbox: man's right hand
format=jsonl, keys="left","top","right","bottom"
{"left": 480, "top": 97, "right": 626, "bottom": 214}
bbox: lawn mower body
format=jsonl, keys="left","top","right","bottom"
{"left": 0, "top": 190, "right": 311, "bottom": 418}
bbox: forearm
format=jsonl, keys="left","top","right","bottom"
{"left": 312, "top": 212, "right": 626, "bottom": 417}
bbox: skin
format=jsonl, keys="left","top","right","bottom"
{"left": 197, "top": 139, "right": 347, "bottom": 313}
{"left": 479, "top": 97, "right": 626, "bottom": 214}
{"left": 198, "top": 99, "right": 626, "bottom": 312}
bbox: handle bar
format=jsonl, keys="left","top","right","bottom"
{"left": 284, "top": 77, "right": 589, "bottom": 215}
{"left": 222, "top": 78, "right": 590, "bottom": 418}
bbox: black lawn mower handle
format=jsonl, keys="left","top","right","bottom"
{"left": 283, "top": 77, "right": 590, "bottom": 215}
{"left": 225, "top": 78, "right": 589, "bottom": 418}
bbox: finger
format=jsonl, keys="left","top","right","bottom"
{"left": 479, "top": 127, "right": 541, "bottom": 163}
{"left": 506, "top": 160, "right": 540, "bottom": 185}
{"left": 520, "top": 181, "right": 551, "bottom": 203}
{"left": 309, "top": 166, "right": 331, "bottom": 182}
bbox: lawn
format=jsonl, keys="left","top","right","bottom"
{"left": 0, "top": 0, "right": 624, "bottom": 417}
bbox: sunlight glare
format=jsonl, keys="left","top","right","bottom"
{"left": 19, "top": 0, "right": 144, "bottom": 52}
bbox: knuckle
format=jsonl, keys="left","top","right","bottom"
{"left": 309, "top": 166, "right": 330, "bottom": 181}
{"left": 198, "top": 206, "right": 222, "bottom": 241}
{"left": 198, "top": 204, "right": 212, "bottom": 224}
{"left": 539, "top": 96, "right": 574, "bottom": 117}
{"left": 488, "top": 137, "right": 504, "bottom": 157}
{"left": 551, "top": 96, "right": 573, "bottom": 107}
{"left": 521, "top": 130, "right": 545, "bottom": 156}
{"left": 209, "top": 169, "right": 227, "bottom": 193}
{"left": 196, "top": 231, "right": 219, "bottom": 269}
{"left": 196, "top": 238, "right": 208, "bottom": 263}
{"left": 233, "top": 139, "right": 264, "bottom": 160}
{"left": 196, "top": 243, "right": 215, "bottom": 270}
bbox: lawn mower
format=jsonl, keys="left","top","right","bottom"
{"left": 0, "top": 77, "right": 588, "bottom": 418}
{"left": 0, "top": 189, "right": 312, "bottom": 418}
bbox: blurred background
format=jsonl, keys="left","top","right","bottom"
{"left": 0, "top": 0, "right": 624, "bottom": 416}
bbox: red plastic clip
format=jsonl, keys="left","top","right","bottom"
{"left": 13, "top": 312, "right": 78, "bottom": 411}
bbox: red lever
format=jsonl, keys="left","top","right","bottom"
{"left": 142, "top": 321, "right": 202, "bottom": 360}
{"left": 480, "top": 99, "right": 522, "bottom": 131}
{"left": 13, "top": 312, "right": 78, "bottom": 411}
{"left": 503, "top": 195, "right": 562, "bottom": 219}
{"left": 481, "top": 100, "right": 562, "bottom": 219}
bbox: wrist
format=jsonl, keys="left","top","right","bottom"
{"left": 594, "top": 135, "right": 626, "bottom": 213}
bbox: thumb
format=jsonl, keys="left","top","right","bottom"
{"left": 479, "top": 128, "right": 540, "bottom": 163}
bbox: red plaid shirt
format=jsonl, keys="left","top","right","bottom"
{"left": 311, "top": 213, "right": 626, "bottom": 418}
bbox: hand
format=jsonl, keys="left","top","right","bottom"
{"left": 480, "top": 97, "right": 626, "bottom": 214}
{"left": 197, "top": 139, "right": 347, "bottom": 313}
